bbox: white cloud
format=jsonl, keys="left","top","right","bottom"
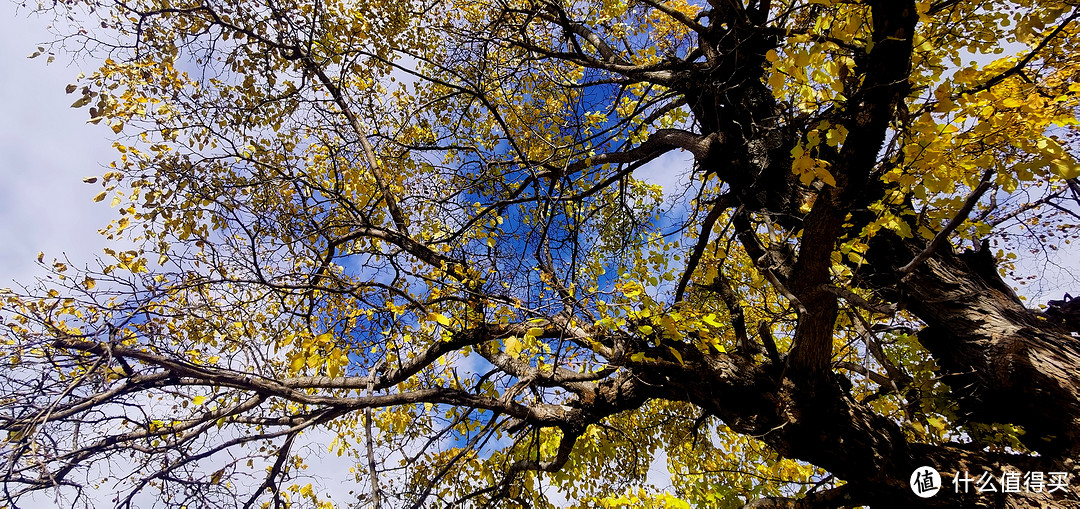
{"left": 0, "top": 5, "right": 120, "bottom": 288}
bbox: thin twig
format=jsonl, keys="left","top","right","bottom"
{"left": 899, "top": 170, "right": 993, "bottom": 277}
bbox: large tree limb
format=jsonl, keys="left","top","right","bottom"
{"left": 786, "top": 0, "right": 918, "bottom": 374}
{"left": 870, "top": 236, "right": 1080, "bottom": 459}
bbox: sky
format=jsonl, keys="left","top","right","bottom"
{"left": 1, "top": 4, "right": 119, "bottom": 290}
{"left": 0, "top": 10, "right": 153, "bottom": 507}
{"left": 2, "top": 2, "right": 1079, "bottom": 507}
{"left": 0, "top": 6, "right": 682, "bottom": 501}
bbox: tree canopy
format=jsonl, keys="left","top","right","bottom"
{"left": 3, "top": 0, "right": 1080, "bottom": 507}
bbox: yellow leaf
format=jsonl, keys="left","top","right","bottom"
{"left": 505, "top": 336, "right": 523, "bottom": 358}
{"left": 768, "top": 70, "right": 786, "bottom": 92}
{"left": 1049, "top": 158, "right": 1080, "bottom": 179}
{"left": 816, "top": 165, "right": 837, "bottom": 187}
{"left": 429, "top": 312, "right": 451, "bottom": 327}
{"left": 93, "top": 191, "right": 107, "bottom": 202}
{"left": 193, "top": 395, "right": 207, "bottom": 405}
{"left": 621, "top": 281, "right": 643, "bottom": 297}
{"left": 668, "top": 346, "right": 684, "bottom": 365}
{"left": 659, "top": 315, "right": 682, "bottom": 339}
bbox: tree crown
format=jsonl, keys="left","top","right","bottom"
{"left": 3, "top": 0, "right": 1080, "bottom": 507}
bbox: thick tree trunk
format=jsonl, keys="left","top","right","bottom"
{"left": 659, "top": 352, "right": 1077, "bottom": 508}
{"left": 873, "top": 237, "right": 1080, "bottom": 459}
{"left": 829, "top": 234, "right": 1080, "bottom": 507}
{"left": 649, "top": 232, "right": 1080, "bottom": 508}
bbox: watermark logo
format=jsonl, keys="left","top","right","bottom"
{"left": 911, "top": 466, "right": 942, "bottom": 498}
{"left": 953, "top": 471, "right": 1071, "bottom": 493}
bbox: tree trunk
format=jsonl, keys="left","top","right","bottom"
{"left": 871, "top": 236, "right": 1080, "bottom": 459}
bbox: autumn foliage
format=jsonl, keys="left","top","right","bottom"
{"left": 3, "top": 0, "right": 1080, "bottom": 507}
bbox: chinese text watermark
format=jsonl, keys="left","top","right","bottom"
{"left": 910, "top": 468, "right": 1072, "bottom": 497}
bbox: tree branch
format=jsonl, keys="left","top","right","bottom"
{"left": 899, "top": 170, "right": 992, "bottom": 277}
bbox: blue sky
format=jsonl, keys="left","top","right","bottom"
{"left": 4, "top": 4, "right": 1078, "bottom": 506}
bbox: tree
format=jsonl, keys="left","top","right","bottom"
{"left": 3, "top": 0, "right": 1080, "bottom": 506}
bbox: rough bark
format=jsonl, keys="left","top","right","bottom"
{"left": 643, "top": 339, "right": 1079, "bottom": 508}
{"left": 663, "top": 1, "right": 1080, "bottom": 504}
{"left": 868, "top": 236, "right": 1080, "bottom": 459}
